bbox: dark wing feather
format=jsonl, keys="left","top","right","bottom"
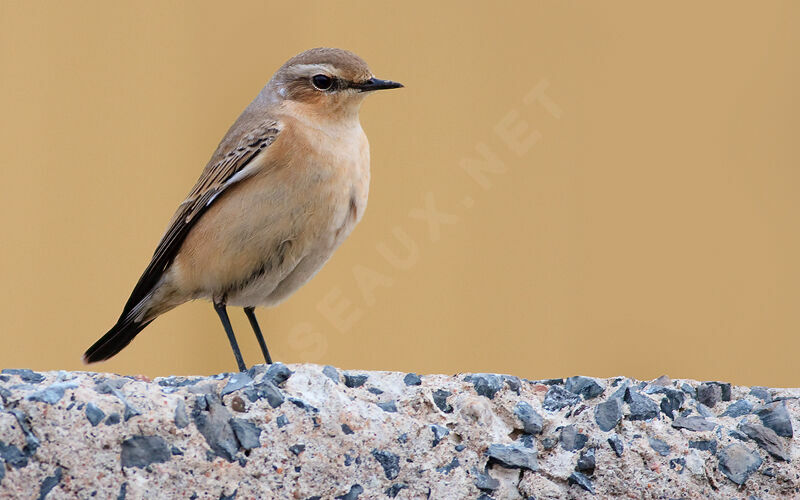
{"left": 84, "top": 116, "right": 281, "bottom": 364}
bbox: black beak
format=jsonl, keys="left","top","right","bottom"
{"left": 352, "top": 77, "right": 404, "bottom": 92}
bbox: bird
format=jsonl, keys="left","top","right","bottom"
{"left": 83, "top": 47, "right": 403, "bottom": 371}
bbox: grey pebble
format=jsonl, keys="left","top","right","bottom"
{"left": 652, "top": 388, "right": 685, "bottom": 418}
{"left": 728, "top": 429, "right": 749, "bottom": 441}
{"left": 625, "top": 390, "right": 659, "bottom": 421}
{"left": 94, "top": 379, "right": 127, "bottom": 394}
{"left": 221, "top": 372, "right": 253, "bottom": 396}
{"left": 514, "top": 401, "right": 543, "bottom": 434}
{"left": 432, "top": 389, "right": 453, "bottom": 413}
{"left": 738, "top": 422, "right": 789, "bottom": 461}
{"left": 123, "top": 402, "right": 141, "bottom": 422}
{"left": 289, "top": 397, "right": 318, "bottom": 413}
{"left": 157, "top": 376, "right": 200, "bottom": 388}
{"left": 565, "top": 376, "right": 604, "bottom": 399}
{"left": 695, "top": 403, "right": 713, "bottom": 418}
{"left": 576, "top": 449, "right": 595, "bottom": 474}
{"left": 192, "top": 394, "right": 238, "bottom": 462}
{"left": 244, "top": 380, "right": 284, "bottom": 408}
{"left": 486, "top": 442, "right": 538, "bottom": 471}
{"left": 371, "top": 449, "right": 400, "bottom": 479}
{"left": 105, "top": 413, "right": 121, "bottom": 425}
{"left": 0, "top": 442, "right": 28, "bottom": 468}
{"left": 568, "top": 471, "right": 595, "bottom": 494}
{"left": 560, "top": 425, "right": 588, "bottom": 451}
{"left": 503, "top": 376, "right": 521, "bottom": 394}
{"left": 385, "top": 483, "right": 407, "bottom": 498}
{"left": 245, "top": 364, "right": 266, "bottom": 379}
{"left": 431, "top": 425, "right": 449, "bottom": 447}
{"left": 37, "top": 467, "right": 62, "bottom": 500}
{"left": 9, "top": 409, "right": 38, "bottom": 454}
{"left": 341, "top": 424, "right": 353, "bottom": 435}
{"left": 718, "top": 442, "right": 762, "bottom": 485}
{"left": 541, "top": 436, "right": 558, "bottom": 450}
{"left": 230, "top": 419, "right": 262, "bottom": 450}
{"left": 466, "top": 374, "right": 504, "bottom": 399}
{"left": 473, "top": 468, "right": 500, "bottom": 491}
{"left": 322, "top": 365, "right": 340, "bottom": 384}
{"left": 609, "top": 382, "right": 630, "bottom": 401}
{"left": 669, "top": 457, "right": 685, "bottom": 472}
{"left": 749, "top": 387, "right": 771, "bottom": 402}
{"left": 689, "top": 439, "right": 717, "bottom": 454}
{"left": 648, "top": 437, "right": 670, "bottom": 456}
{"left": 756, "top": 401, "right": 793, "bottom": 437}
{"left": 0, "top": 387, "right": 10, "bottom": 406}
{"left": 2, "top": 369, "right": 45, "bottom": 384}
{"left": 436, "top": 457, "right": 460, "bottom": 474}
{"left": 595, "top": 398, "right": 622, "bottom": 431}
{"left": 672, "top": 416, "right": 716, "bottom": 432}
{"left": 85, "top": 402, "right": 105, "bottom": 427}
{"left": 120, "top": 436, "right": 171, "bottom": 468}
{"left": 377, "top": 401, "right": 397, "bottom": 413}
{"left": 367, "top": 387, "right": 383, "bottom": 395}
{"left": 607, "top": 435, "right": 624, "bottom": 457}
{"left": 715, "top": 382, "right": 732, "bottom": 401}
{"left": 722, "top": 400, "right": 752, "bottom": 418}
{"left": 344, "top": 373, "right": 368, "bottom": 388}
{"left": 403, "top": 373, "right": 422, "bottom": 386}
{"left": 264, "top": 363, "right": 293, "bottom": 386}
{"left": 27, "top": 382, "right": 78, "bottom": 405}
{"left": 289, "top": 444, "right": 305, "bottom": 456}
{"left": 276, "top": 414, "right": 288, "bottom": 428}
{"left": 680, "top": 383, "right": 696, "bottom": 398}
{"left": 543, "top": 385, "right": 581, "bottom": 412}
{"left": 335, "top": 484, "right": 363, "bottom": 500}
{"left": 696, "top": 383, "right": 722, "bottom": 408}
{"left": 174, "top": 400, "right": 189, "bottom": 429}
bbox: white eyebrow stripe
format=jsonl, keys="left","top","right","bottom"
{"left": 288, "top": 63, "right": 337, "bottom": 76}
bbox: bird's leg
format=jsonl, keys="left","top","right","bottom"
{"left": 213, "top": 300, "right": 247, "bottom": 372}
{"left": 244, "top": 307, "right": 272, "bottom": 365}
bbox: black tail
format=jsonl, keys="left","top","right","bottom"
{"left": 83, "top": 318, "right": 153, "bottom": 364}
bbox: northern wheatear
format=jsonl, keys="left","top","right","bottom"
{"left": 83, "top": 48, "right": 402, "bottom": 371}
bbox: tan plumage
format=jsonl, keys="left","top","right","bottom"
{"left": 84, "top": 48, "right": 402, "bottom": 369}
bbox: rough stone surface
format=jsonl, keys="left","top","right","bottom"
{"left": 0, "top": 368, "right": 798, "bottom": 498}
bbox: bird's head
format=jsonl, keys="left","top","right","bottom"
{"left": 268, "top": 47, "right": 403, "bottom": 121}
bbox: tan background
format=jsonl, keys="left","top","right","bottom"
{"left": 1, "top": 2, "right": 798, "bottom": 386}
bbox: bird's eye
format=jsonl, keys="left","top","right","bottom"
{"left": 311, "top": 74, "right": 334, "bottom": 91}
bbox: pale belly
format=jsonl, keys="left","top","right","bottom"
{"left": 225, "top": 183, "right": 365, "bottom": 308}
